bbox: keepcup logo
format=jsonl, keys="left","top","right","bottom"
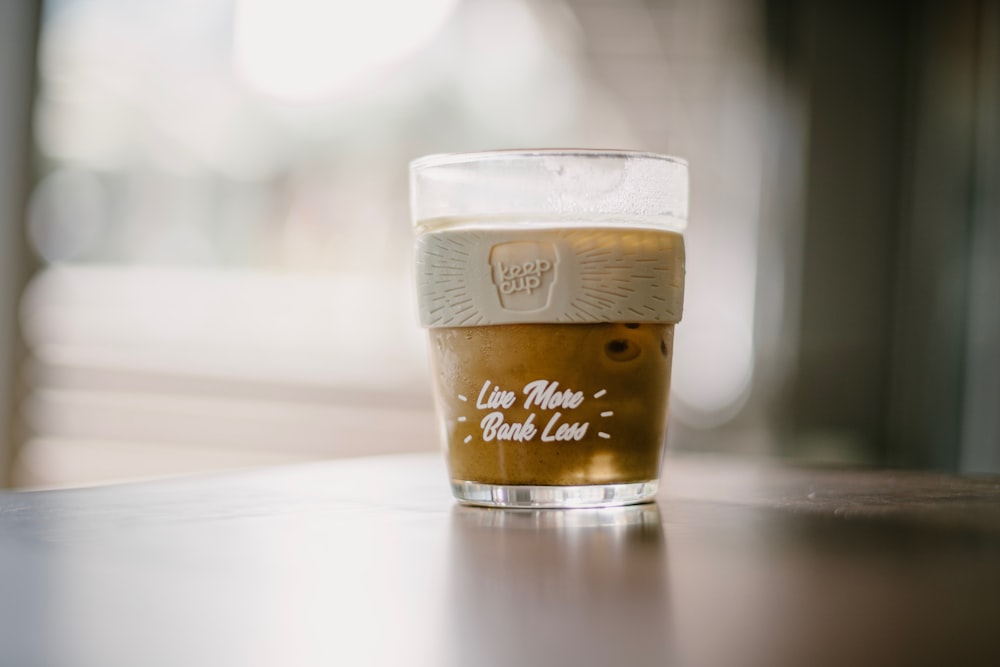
{"left": 495, "top": 258, "right": 552, "bottom": 294}
{"left": 489, "top": 242, "right": 558, "bottom": 311}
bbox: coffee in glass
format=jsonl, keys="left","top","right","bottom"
{"left": 411, "top": 150, "right": 687, "bottom": 508}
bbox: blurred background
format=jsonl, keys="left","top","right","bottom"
{"left": 1, "top": 0, "right": 997, "bottom": 489}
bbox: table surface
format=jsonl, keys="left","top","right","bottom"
{"left": 1, "top": 453, "right": 999, "bottom": 667}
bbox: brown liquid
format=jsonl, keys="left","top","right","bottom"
{"left": 429, "top": 322, "right": 674, "bottom": 486}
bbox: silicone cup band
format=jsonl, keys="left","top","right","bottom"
{"left": 416, "top": 226, "right": 685, "bottom": 327}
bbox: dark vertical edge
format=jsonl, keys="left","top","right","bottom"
{"left": 885, "top": 1, "right": 980, "bottom": 470}
{"left": 0, "top": 2, "right": 41, "bottom": 487}
{"left": 960, "top": 0, "right": 1000, "bottom": 473}
{"left": 790, "top": 0, "right": 908, "bottom": 463}
{"left": 757, "top": 0, "right": 811, "bottom": 452}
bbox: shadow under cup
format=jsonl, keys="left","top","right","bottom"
{"left": 411, "top": 150, "right": 688, "bottom": 508}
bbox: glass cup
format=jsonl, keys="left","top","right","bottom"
{"left": 410, "top": 150, "right": 688, "bottom": 508}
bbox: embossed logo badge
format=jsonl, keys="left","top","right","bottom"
{"left": 489, "top": 241, "right": 558, "bottom": 311}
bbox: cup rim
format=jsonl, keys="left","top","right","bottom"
{"left": 410, "top": 148, "right": 688, "bottom": 172}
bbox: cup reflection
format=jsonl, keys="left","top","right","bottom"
{"left": 446, "top": 503, "right": 674, "bottom": 666}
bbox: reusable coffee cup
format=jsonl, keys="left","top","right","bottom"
{"left": 410, "top": 150, "right": 688, "bottom": 508}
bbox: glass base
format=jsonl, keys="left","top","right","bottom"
{"left": 451, "top": 480, "right": 658, "bottom": 509}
